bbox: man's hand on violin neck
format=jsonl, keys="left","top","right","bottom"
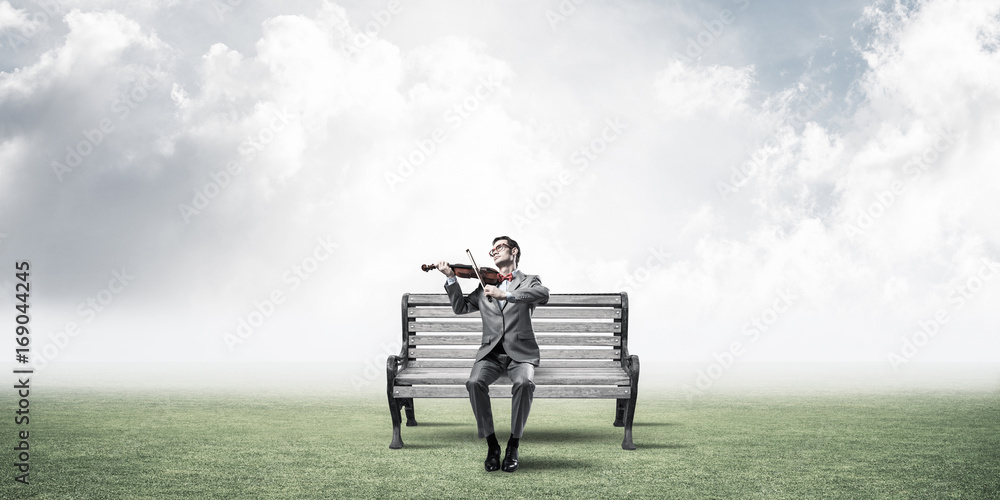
{"left": 483, "top": 285, "right": 506, "bottom": 299}
{"left": 437, "top": 261, "right": 455, "bottom": 278}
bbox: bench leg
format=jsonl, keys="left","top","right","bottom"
{"left": 614, "top": 399, "right": 626, "bottom": 427}
{"left": 388, "top": 394, "right": 405, "bottom": 449}
{"left": 387, "top": 356, "right": 404, "bottom": 449}
{"left": 622, "top": 355, "right": 640, "bottom": 450}
{"left": 403, "top": 398, "right": 418, "bottom": 426}
{"left": 622, "top": 419, "right": 636, "bottom": 450}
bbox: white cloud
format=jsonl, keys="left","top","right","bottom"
{"left": 2, "top": 0, "right": 999, "bottom": 375}
{"left": 859, "top": 0, "right": 1000, "bottom": 124}
{"left": 620, "top": 0, "right": 1000, "bottom": 364}
{"left": 653, "top": 59, "right": 755, "bottom": 118}
{"left": 0, "top": 1, "right": 31, "bottom": 33}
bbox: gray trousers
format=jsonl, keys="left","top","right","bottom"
{"left": 466, "top": 351, "right": 535, "bottom": 439}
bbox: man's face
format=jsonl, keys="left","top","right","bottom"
{"left": 490, "top": 240, "right": 513, "bottom": 265}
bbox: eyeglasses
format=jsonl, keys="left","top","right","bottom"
{"left": 489, "top": 243, "right": 511, "bottom": 257}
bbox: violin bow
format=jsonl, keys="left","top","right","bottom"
{"left": 466, "top": 248, "right": 493, "bottom": 303}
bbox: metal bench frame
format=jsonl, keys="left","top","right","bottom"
{"left": 386, "top": 292, "right": 640, "bottom": 450}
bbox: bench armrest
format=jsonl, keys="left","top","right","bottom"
{"left": 387, "top": 355, "right": 404, "bottom": 379}
{"left": 623, "top": 354, "right": 639, "bottom": 377}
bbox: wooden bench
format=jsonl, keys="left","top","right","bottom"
{"left": 386, "top": 292, "right": 640, "bottom": 450}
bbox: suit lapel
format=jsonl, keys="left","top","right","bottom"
{"left": 510, "top": 270, "right": 525, "bottom": 291}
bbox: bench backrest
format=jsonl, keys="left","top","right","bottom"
{"left": 401, "top": 293, "right": 629, "bottom": 369}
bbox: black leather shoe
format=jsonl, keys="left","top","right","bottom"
{"left": 501, "top": 446, "right": 519, "bottom": 472}
{"left": 484, "top": 447, "right": 501, "bottom": 472}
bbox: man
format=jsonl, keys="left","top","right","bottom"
{"left": 435, "top": 236, "right": 549, "bottom": 472}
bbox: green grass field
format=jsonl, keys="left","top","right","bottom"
{"left": 3, "top": 388, "right": 998, "bottom": 499}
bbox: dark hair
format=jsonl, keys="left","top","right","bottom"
{"left": 493, "top": 235, "right": 520, "bottom": 266}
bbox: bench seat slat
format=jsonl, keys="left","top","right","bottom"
{"left": 409, "top": 307, "right": 621, "bottom": 319}
{"left": 407, "top": 294, "right": 622, "bottom": 306}
{"left": 409, "top": 321, "right": 621, "bottom": 333}
{"left": 405, "top": 359, "right": 623, "bottom": 368}
{"left": 395, "top": 367, "right": 630, "bottom": 386}
{"left": 409, "top": 335, "right": 620, "bottom": 346}
{"left": 398, "top": 368, "right": 628, "bottom": 375}
{"left": 409, "top": 348, "right": 620, "bottom": 359}
{"left": 392, "top": 385, "right": 630, "bottom": 398}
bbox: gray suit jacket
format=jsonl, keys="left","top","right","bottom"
{"left": 445, "top": 271, "right": 550, "bottom": 366}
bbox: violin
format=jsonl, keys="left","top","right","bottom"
{"left": 423, "top": 249, "right": 501, "bottom": 302}
{"left": 421, "top": 263, "right": 501, "bottom": 285}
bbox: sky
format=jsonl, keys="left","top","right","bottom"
{"left": 1, "top": 0, "right": 998, "bottom": 391}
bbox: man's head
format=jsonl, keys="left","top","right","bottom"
{"left": 491, "top": 235, "right": 520, "bottom": 267}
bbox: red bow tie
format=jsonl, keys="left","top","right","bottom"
{"left": 499, "top": 273, "right": 514, "bottom": 283}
